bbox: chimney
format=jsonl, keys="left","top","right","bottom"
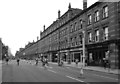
{"left": 83, "top": 0, "right": 87, "bottom": 10}
{"left": 37, "top": 36, "right": 39, "bottom": 41}
{"left": 43, "top": 25, "right": 45, "bottom": 31}
{"left": 58, "top": 10, "right": 61, "bottom": 19}
{"left": 68, "top": 3, "right": 71, "bottom": 9}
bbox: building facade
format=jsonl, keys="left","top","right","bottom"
{"left": 17, "top": 1, "right": 120, "bottom": 69}
{"left": 0, "top": 38, "right": 2, "bottom": 60}
{"left": 39, "top": 1, "right": 120, "bottom": 68}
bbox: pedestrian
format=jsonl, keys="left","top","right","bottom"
{"left": 43, "top": 57, "right": 47, "bottom": 69}
{"left": 35, "top": 58, "right": 39, "bottom": 66}
{"left": 46, "top": 58, "right": 49, "bottom": 66}
{"left": 6, "top": 57, "right": 9, "bottom": 65}
{"left": 17, "top": 58, "right": 20, "bottom": 66}
{"left": 80, "top": 65, "right": 84, "bottom": 77}
{"left": 75, "top": 59, "right": 79, "bottom": 67}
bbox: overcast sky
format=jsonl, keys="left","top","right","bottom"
{"left": 0, "top": 0, "right": 98, "bottom": 55}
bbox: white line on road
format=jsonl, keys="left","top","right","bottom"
{"left": 48, "top": 69, "right": 57, "bottom": 73}
{"left": 92, "top": 74, "right": 118, "bottom": 80}
{"left": 66, "top": 75, "right": 84, "bottom": 82}
{"left": 65, "top": 67, "right": 118, "bottom": 81}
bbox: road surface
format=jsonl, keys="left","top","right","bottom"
{"left": 1, "top": 60, "right": 119, "bottom": 84}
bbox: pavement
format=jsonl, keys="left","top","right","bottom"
{"left": 49, "top": 62, "right": 120, "bottom": 75}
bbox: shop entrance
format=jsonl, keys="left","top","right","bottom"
{"left": 74, "top": 53, "right": 81, "bottom": 62}
{"left": 87, "top": 47, "right": 108, "bottom": 66}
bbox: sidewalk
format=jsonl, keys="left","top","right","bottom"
{"left": 50, "top": 62, "right": 120, "bottom": 75}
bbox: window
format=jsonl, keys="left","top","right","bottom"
{"left": 80, "top": 20, "right": 82, "bottom": 29}
{"left": 88, "top": 14, "right": 92, "bottom": 25}
{"left": 103, "top": 6, "right": 108, "bottom": 18}
{"left": 79, "top": 35, "right": 82, "bottom": 45}
{"left": 103, "top": 27, "right": 108, "bottom": 40}
{"left": 74, "top": 22, "right": 77, "bottom": 31}
{"left": 70, "top": 25, "right": 72, "bottom": 32}
{"left": 95, "top": 10, "right": 99, "bottom": 22}
{"left": 88, "top": 32, "right": 92, "bottom": 43}
{"left": 95, "top": 30, "right": 99, "bottom": 42}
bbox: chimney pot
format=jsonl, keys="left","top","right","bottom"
{"left": 83, "top": 0, "right": 87, "bottom": 10}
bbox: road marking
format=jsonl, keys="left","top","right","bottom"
{"left": 47, "top": 66, "right": 53, "bottom": 69}
{"left": 66, "top": 75, "right": 84, "bottom": 82}
{"left": 66, "top": 67, "right": 70, "bottom": 69}
{"left": 65, "top": 67, "right": 118, "bottom": 81}
{"left": 92, "top": 74, "right": 118, "bottom": 80}
{"left": 48, "top": 69, "right": 57, "bottom": 73}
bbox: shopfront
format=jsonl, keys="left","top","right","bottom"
{"left": 87, "top": 43, "right": 109, "bottom": 66}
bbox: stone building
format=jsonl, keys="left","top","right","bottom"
{"left": 39, "top": 1, "right": 120, "bottom": 68}
{"left": 0, "top": 38, "right": 2, "bottom": 60}
{"left": 17, "top": 0, "right": 120, "bottom": 69}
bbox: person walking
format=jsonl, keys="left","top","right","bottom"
{"left": 17, "top": 58, "right": 20, "bottom": 66}
{"left": 6, "top": 57, "right": 9, "bottom": 65}
{"left": 35, "top": 58, "right": 39, "bottom": 66}
{"left": 75, "top": 59, "right": 79, "bottom": 67}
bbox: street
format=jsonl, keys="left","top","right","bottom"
{"left": 1, "top": 60, "right": 119, "bottom": 84}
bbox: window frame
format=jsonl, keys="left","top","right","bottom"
{"left": 88, "top": 32, "right": 92, "bottom": 43}
{"left": 103, "top": 6, "right": 108, "bottom": 18}
{"left": 88, "top": 14, "right": 92, "bottom": 25}
{"left": 95, "top": 10, "right": 99, "bottom": 22}
{"left": 95, "top": 29, "right": 99, "bottom": 42}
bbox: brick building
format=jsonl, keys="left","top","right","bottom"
{"left": 17, "top": 1, "right": 120, "bottom": 69}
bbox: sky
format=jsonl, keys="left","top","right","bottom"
{"left": 0, "top": 0, "right": 98, "bottom": 56}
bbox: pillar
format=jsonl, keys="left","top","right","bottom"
{"left": 109, "top": 43, "right": 119, "bottom": 69}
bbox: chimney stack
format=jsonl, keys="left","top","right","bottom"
{"left": 68, "top": 3, "right": 71, "bottom": 9}
{"left": 83, "top": 0, "right": 87, "bottom": 10}
{"left": 43, "top": 25, "right": 45, "bottom": 31}
{"left": 37, "top": 36, "right": 39, "bottom": 41}
{"left": 58, "top": 10, "right": 61, "bottom": 19}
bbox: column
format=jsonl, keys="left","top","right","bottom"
{"left": 109, "top": 43, "right": 119, "bottom": 69}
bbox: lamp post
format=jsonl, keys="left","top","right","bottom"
{"left": 82, "top": 30, "right": 85, "bottom": 67}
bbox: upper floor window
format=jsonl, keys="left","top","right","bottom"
{"left": 79, "top": 35, "right": 82, "bottom": 45}
{"left": 103, "top": 27, "right": 108, "bottom": 40}
{"left": 103, "top": 6, "right": 108, "bottom": 18}
{"left": 95, "top": 30, "right": 99, "bottom": 42}
{"left": 74, "top": 22, "right": 77, "bottom": 31}
{"left": 95, "top": 10, "right": 99, "bottom": 22}
{"left": 80, "top": 20, "right": 83, "bottom": 29}
{"left": 70, "top": 25, "right": 72, "bottom": 33}
{"left": 88, "top": 14, "right": 92, "bottom": 25}
{"left": 88, "top": 32, "right": 92, "bottom": 43}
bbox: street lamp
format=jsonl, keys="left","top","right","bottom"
{"left": 82, "top": 30, "right": 85, "bottom": 67}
